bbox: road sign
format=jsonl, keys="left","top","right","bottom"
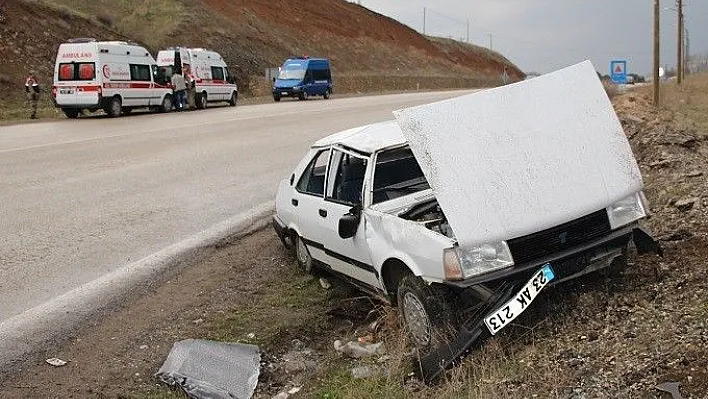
{"left": 610, "top": 60, "right": 627, "bottom": 84}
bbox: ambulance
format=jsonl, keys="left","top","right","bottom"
{"left": 52, "top": 38, "right": 173, "bottom": 118}
{"left": 156, "top": 47, "right": 238, "bottom": 109}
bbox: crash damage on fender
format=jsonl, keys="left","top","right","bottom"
{"left": 272, "top": 60, "right": 662, "bottom": 384}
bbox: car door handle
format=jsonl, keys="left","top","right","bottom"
{"left": 319, "top": 209, "right": 327, "bottom": 218}
{"left": 291, "top": 199, "right": 299, "bottom": 207}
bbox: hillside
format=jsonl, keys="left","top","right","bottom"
{"left": 1, "top": 0, "right": 524, "bottom": 108}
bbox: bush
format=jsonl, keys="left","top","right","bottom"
{"left": 96, "top": 13, "right": 114, "bottom": 27}
{"left": 603, "top": 80, "right": 619, "bottom": 99}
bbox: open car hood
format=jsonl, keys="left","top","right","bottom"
{"left": 393, "top": 61, "right": 643, "bottom": 249}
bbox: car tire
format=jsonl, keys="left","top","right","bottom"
{"left": 160, "top": 94, "right": 173, "bottom": 113}
{"left": 106, "top": 96, "right": 122, "bottom": 118}
{"left": 228, "top": 91, "right": 238, "bottom": 106}
{"left": 295, "top": 235, "right": 313, "bottom": 274}
{"left": 197, "top": 92, "right": 207, "bottom": 109}
{"left": 323, "top": 90, "right": 330, "bottom": 100}
{"left": 62, "top": 108, "right": 79, "bottom": 119}
{"left": 397, "top": 275, "right": 458, "bottom": 357}
{"left": 273, "top": 95, "right": 281, "bottom": 102}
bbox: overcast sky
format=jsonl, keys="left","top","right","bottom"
{"left": 354, "top": 0, "right": 707, "bottom": 76}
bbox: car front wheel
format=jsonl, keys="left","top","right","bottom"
{"left": 397, "top": 275, "right": 458, "bottom": 355}
{"left": 295, "top": 235, "right": 313, "bottom": 273}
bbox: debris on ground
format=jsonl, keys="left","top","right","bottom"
{"left": 351, "top": 365, "right": 386, "bottom": 379}
{"left": 656, "top": 382, "right": 685, "bottom": 399}
{"left": 319, "top": 277, "right": 332, "bottom": 290}
{"left": 156, "top": 339, "right": 260, "bottom": 399}
{"left": 45, "top": 358, "right": 67, "bottom": 367}
{"left": 334, "top": 339, "right": 385, "bottom": 359}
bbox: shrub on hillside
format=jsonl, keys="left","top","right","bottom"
{"left": 96, "top": 13, "right": 115, "bottom": 27}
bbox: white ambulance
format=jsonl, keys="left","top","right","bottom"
{"left": 156, "top": 47, "right": 238, "bottom": 109}
{"left": 52, "top": 38, "right": 173, "bottom": 118}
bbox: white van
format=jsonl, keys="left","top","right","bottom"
{"left": 156, "top": 47, "right": 238, "bottom": 108}
{"left": 52, "top": 38, "right": 173, "bottom": 118}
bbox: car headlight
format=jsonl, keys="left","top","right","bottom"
{"left": 606, "top": 192, "right": 647, "bottom": 229}
{"left": 292, "top": 86, "right": 301, "bottom": 91}
{"left": 444, "top": 241, "right": 514, "bottom": 280}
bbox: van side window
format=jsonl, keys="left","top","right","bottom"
{"left": 297, "top": 150, "right": 330, "bottom": 196}
{"left": 129, "top": 64, "right": 152, "bottom": 81}
{"left": 327, "top": 150, "right": 368, "bottom": 205}
{"left": 312, "top": 69, "right": 330, "bottom": 81}
{"left": 211, "top": 66, "right": 225, "bottom": 82}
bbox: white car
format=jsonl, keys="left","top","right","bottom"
{"left": 272, "top": 61, "right": 662, "bottom": 381}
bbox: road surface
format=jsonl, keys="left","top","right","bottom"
{"left": 0, "top": 90, "right": 474, "bottom": 323}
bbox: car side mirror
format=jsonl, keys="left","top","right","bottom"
{"left": 338, "top": 205, "right": 361, "bottom": 239}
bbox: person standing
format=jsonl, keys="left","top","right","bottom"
{"left": 25, "top": 71, "right": 40, "bottom": 119}
{"left": 170, "top": 69, "right": 187, "bottom": 111}
{"left": 183, "top": 65, "right": 196, "bottom": 110}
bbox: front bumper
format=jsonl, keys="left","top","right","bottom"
{"left": 272, "top": 88, "right": 301, "bottom": 98}
{"left": 419, "top": 225, "right": 662, "bottom": 383}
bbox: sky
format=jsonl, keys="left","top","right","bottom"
{"left": 352, "top": 0, "right": 708, "bottom": 76}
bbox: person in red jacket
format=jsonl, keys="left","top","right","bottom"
{"left": 25, "top": 71, "right": 40, "bottom": 119}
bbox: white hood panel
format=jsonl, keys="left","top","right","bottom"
{"left": 393, "top": 61, "right": 643, "bottom": 249}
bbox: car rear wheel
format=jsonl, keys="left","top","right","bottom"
{"left": 324, "top": 90, "right": 331, "bottom": 99}
{"left": 106, "top": 97, "right": 122, "bottom": 117}
{"left": 228, "top": 91, "right": 237, "bottom": 106}
{"left": 397, "top": 275, "right": 458, "bottom": 355}
{"left": 295, "top": 235, "right": 313, "bottom": 273}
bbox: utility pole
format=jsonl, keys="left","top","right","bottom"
{"left": 423, "top": 7, "right": 426, "bottom": 35}
{"left": 466, "top": 18, "right": 470, "bottom": 43}
{"left": 653, "top": 0, "right": 660, "bottom": 107}
{"left": 685, "top": 28, "right": 690, "bottom": 76}
{"left": 489, "top": 33, "right": 493, "bottom": 51}
{"left": 676, "top": 0, "right": 683, "bottom": 84}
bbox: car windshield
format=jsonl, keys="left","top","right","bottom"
{"left": 278, "top": 64, "right": 306, "bottom": 80}
{"left": 372, "top": 146, "right": 430, "bottom": 204}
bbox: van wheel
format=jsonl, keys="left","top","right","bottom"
{"left": 228, "top": 91, "right": 237, "bottom": 106}
{"left": 273, "top": 95, "right": 281, "bottom": 102}
{"left": 62, "top": 108, "right": 80, "bottom": 119}
{"left": 324, "top": 90, "right": 331, "bottom": 99}
{"left": 197, "top": 92, "right": 207, "bottom": 109}
{"left": 298, "top": 91, "right": 308, "bottom": 101}
{"left": 160, "top": 95, "right": 173, "bottom": 113}
{"left": 295, "top": 235, "right": 313, "bottom": 274}
{"left": 398, "top": 275, "right": 458, "bottom": 356}
{"left": 106, "top": 97, "right": 122, "bottom": 117}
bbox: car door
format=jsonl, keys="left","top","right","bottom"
{"left": 289, "top": 148, "right": 348, "bottom": 275}
{"left": 318, "top": 148, "right": 379, "bottom": 288}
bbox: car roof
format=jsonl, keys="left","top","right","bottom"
{"left": 312, "top": 120, "right": 406, "bottom": 154}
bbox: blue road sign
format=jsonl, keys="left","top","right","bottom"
{"left": 610, "top": 60, "right": 627, "bottom": 84}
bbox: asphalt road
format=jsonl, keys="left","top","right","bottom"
{"left": 0, "top": 90, "right": 474, "bottom": 323}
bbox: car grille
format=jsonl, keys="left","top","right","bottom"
{"left": 507, "top": 209, "right": 612, "bottom": 265}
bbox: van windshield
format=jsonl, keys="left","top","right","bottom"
{"left": 278, "top": 64, "right": 306, "bottom": 80}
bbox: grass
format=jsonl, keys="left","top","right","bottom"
{"left": 662, "top": 73, "right": 708, "bottom": 133}
{"left": 33, "top": 0, "right": 185, "bottom": 49}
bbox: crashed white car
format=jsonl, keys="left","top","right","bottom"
{"left": 272, "top": 61, "right": 662, "bottom": 381}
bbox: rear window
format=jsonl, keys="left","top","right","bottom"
{"left": 58, "top": 62, "right": 95, "bottom": 81}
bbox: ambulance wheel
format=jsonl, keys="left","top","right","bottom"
{"left": 197, "top": 92, "right": 207, "bottom": 109}
{"left": 160, "top": 95, "right": 173, "bottom": 113}
{"left": 106, "top": 96, "right": 122, "bottom": 118}
{"left": 324, "top": 90, "right": 331, "bottom": 99}
{"left": 62, "top": 108, "right": 79, "bottom": 119}
{"left": 228, "top": 91, "right": 237, "bottom": 106}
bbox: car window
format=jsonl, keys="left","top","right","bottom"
{"left": 211, "top": 66, "right": 225, "bottom": 81}
{"left": 372, "top": 146, "right": 429, "bottom": 204}
{"left": 296, "top": 150, "right": 329, "bottom": 196}
{"left": 326, "top": 149, "right": 368, "bottom": 205}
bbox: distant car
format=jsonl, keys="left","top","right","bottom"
{"left": 272, "top": 61, "right": 662, "bottom": 381}
{"left": 272, "top": 57, "right": 332, "bottom": 102}
{"left": 626, "top": 75, "right": 635, "bottom": 85}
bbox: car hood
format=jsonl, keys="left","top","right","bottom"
{"left": 392, "top": 60, "right": 643, "bottom": 249}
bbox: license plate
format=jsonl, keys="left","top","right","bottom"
{"left": 60, "top": 89, "right": 74, "bottom": 94}
{"left": 281, "top": 92, "right": 288, "bottom": 96}
{"left": 484, "top": 264, "right": 555, "bottom": 335}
